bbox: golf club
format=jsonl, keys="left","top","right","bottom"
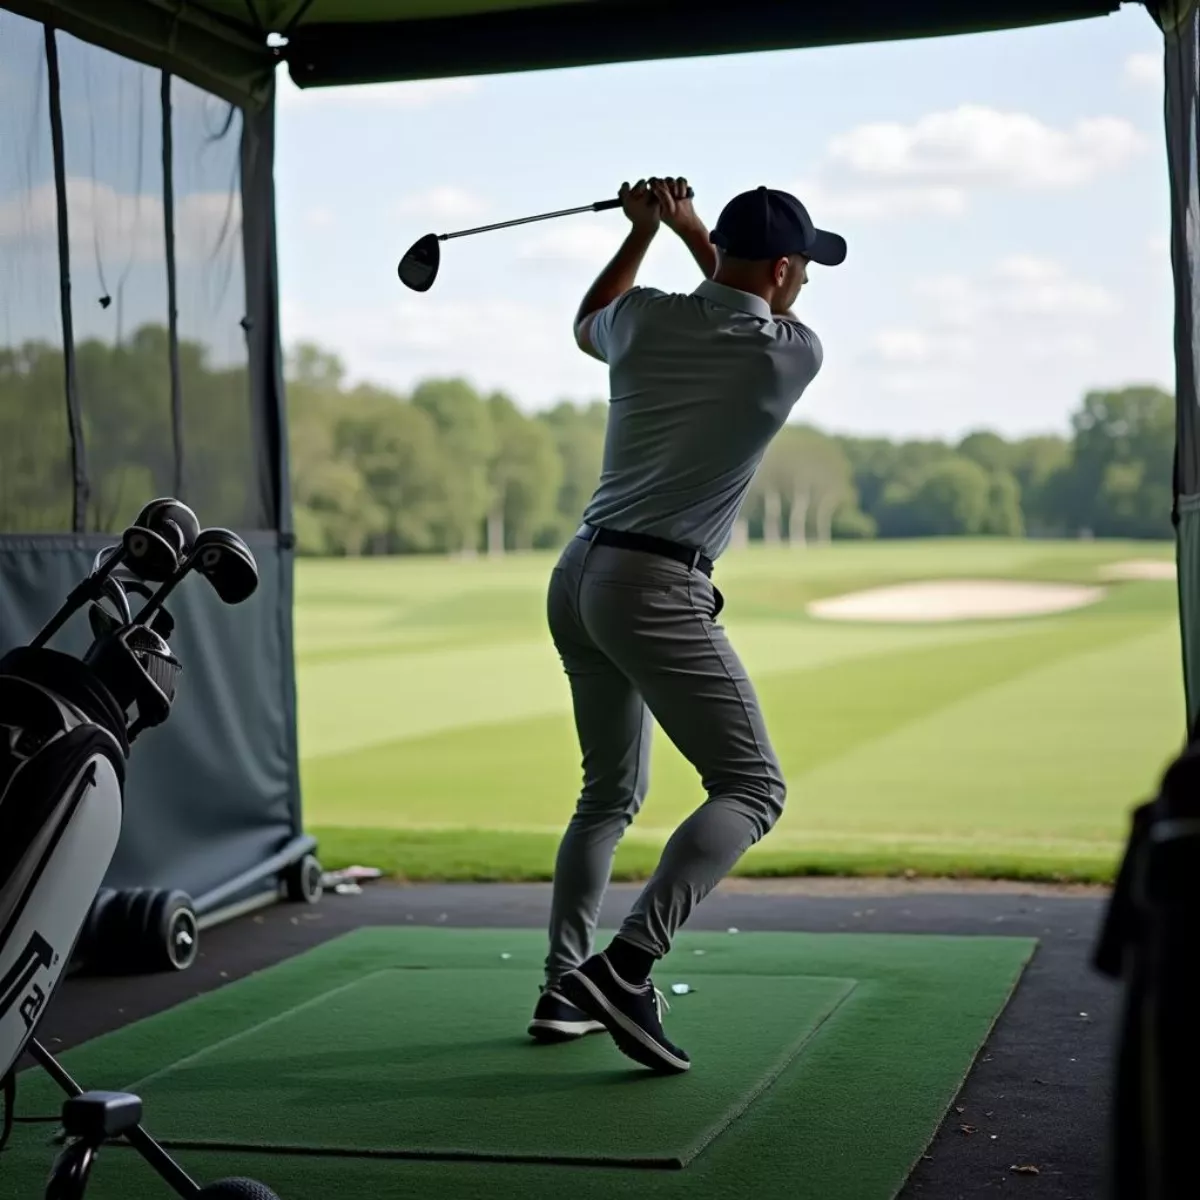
{"left": 133, "top": 528, "right": 260, "bottom": 629}
{"left": 83, "top": 622, "right": 182, "bottom": 741}
{"left": 398, "top": 185, "right": 695, "bottom": 292}
{"left": 87, "top": 576, "right": 133, "bottom": 643}
{"left": 120, "top": 498, "right": 201, "bottom": 582}
{"left": 31, "top": 500, "right": 198, "bottom": 650}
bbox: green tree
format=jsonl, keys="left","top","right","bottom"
{"left": 287, "top": 374, "right": 382, "bottom": 555}
{"left": 757, "top": 424, "right": 859, "bottom": 546}
{"left": 957, "top": 429, "right": 1013, "bottom": 475}
{"left": 982, "top": 469, "right": 1025, "bottom": 536}
{"left": 878, "top": 456, "right": 993, "bottom": 536}
{"left": 411, "top": 378, "right": 495, "bottom": 554}
{"left": 536, "top": 399, "right": 607, "bottom": 544}
{"left": 336, "top": 386, "right": 447, "bottom": 553}
{"left": 1009, "top": 435, "right": 1071, "bottom": 534}
{"left": 485, "top": 392, "right": 563, "bottom": 552}
{"left": 1047, "top": 386, "right": 1175, "bottom": 538}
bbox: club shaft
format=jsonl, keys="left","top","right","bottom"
{"left": 31, "top": 555, "right": 122, "bottom": 649}
{"left": 437, "top": 186, "right": 690, "bottom": 242}
{"left": 440, "top": 201, "right": 611, "bottom": 240}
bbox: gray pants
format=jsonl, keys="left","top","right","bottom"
{"left": 543, "top": 531, "right": 787, "bottom": 987}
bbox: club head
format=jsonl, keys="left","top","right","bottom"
{"left": 191, "top": 528, "right": 259, "bottom": 605}
{"left": 121, "top": 524, "right": 181, "bottom": 582}
{"left": 98, "top": 576, "right": 132, "bottom": 624}
{"left": 91, "top": 545, "right": 121, "bottom": 578}
{"left": 87, "top": 601, "right": 120, "bottom": 643}
{"left": 135, "top": 498, "right": 200, "bottom": 556}
{"left": 398, "top": 233, "right": 440, "bottom": 292}
{"left": 114, "top": 577, "right": 175, "bottom": 639}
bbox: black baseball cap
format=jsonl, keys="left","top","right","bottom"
{"left": 710, "top": 187, "right": 847, "bottom": 267}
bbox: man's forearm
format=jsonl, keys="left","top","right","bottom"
{"left": 575, "top": 226, "right": 657, "bottom": 325}
{"left": 675, "top": 219, "right": 717, "bottom": 279}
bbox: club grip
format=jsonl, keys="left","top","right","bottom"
{"left": 593, "top": 186, "right": 695, "bottom": 212}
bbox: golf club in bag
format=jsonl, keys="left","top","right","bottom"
{"left": 0, "top": 499, "right": 281, "bottom": 1199}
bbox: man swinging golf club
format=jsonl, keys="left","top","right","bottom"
{"left": 527, "top": 177, "right": 847, "bottom": 1070}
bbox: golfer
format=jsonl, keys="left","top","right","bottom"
{"left": 527, "top": 178, "right": 846, "bottom": 1072}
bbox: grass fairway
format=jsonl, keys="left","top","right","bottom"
{"left": 297, "top": 539, "right": 1184, "bottom": 884}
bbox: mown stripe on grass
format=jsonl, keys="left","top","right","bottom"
{"left": 296, "top": 615, "right": 1054, "bottom": 761}
{"left": 776, "top": 620, "right": 1181, "bottom": 846}
{"left": 301, "top": 612, "right": 1165, "bottom": 841}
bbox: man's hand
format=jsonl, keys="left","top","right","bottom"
{"left": 620, "top": 179, "right": 661, "bottom": 234}
{"left": 650, "top": 177, "right": 702, "bottom": 236}
{"left": 648, "top": 175, "right": 716, "bottom": 280}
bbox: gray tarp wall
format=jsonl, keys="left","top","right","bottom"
{"left": 0, "top": 7, "right": 304, "bottom": 911}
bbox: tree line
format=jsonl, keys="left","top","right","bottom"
{"left": 0, "top": 326, "right": 1175, "bottom": 548}
{"left": 288, "top": 341, "right": 1175, "bottom": 555}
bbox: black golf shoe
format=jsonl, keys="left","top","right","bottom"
{"left": 558, "top": 952, "right": 691, "bottom": 1073}
{"left": 527, "top": 986, "right": 606, "bottom": 1042}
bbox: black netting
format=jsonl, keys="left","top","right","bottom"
{"left": 170, "top": 74, "right": 266, "bottom": 530}
{"left": 0, "top": 12, "right": 73, "bottom": 532}
{"left": 56, "top": 31, "right": 174, "bottom": 534}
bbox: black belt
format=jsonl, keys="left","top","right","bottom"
{"left": 576, "top": 523, "right": 714, "bottom": 578}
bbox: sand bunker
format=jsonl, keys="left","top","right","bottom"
{"left": 807, "top": 579, "right": 1106, "bottom": 623}
{"left": 1097, "top": 559, "right": 1176, "bottom": 582}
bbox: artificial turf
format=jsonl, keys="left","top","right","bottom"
{"left": 6, "top": 926, "right": 1036, "bottom": 1199}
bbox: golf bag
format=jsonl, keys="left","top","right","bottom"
{"left": 0, "top": 499, "right": 279, "bottom": 1198}
{"left": 0, "top": 645, "right": 131, "bottom": 1150}
{"left": 1093, "top": 715, "right": 1200, "bottom": 1200}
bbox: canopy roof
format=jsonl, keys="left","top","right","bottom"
{"left": 3, "top": 0, "right": 1137, "bottom": 108}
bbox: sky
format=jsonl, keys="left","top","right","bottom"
{"left": 271, "top": 7, "right": 1172, "bottom": 443}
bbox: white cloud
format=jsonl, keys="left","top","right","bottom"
{"left": 859, "top": 256, "right": 1118, "bottom": 387}
{"left": 826, "top": 105, "right": 1145, "bottom": 191}
{"left": 791, "top": 177, "right": 967, "bottom": 221}
{"left": 0, "top": 178, "right": 240, "bottom": 267}
{"left": 395, "top": 186, "right": 488, "bottom": 223}
{"left": 990, "top": 254, "right": 1119, "bottom": 317}
{"left": 517, "top": 224, "right": 620, "bottom": 269}
{"left": 868, "top": 329, "right": 936, "bottom": 365}
{"left": 793, "top": 105, "right": 1147, "bottom": 223}
{"left": 276, "top": 73, "right": 480, "bottom": 111}
{"left": 864, "top": 327, "right": 975, "bottom": 369}
{"left": 912, "top": 257, "right": 1118, "bottom": 329}
{"left": 305, "top": 206, "right": 336, "bottom": 229}
{"left": 1124, "top": 51, "right": 1162, "bottom": 90}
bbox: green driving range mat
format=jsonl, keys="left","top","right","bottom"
{"left": 7, "top": 926, "right": 1036, "bottom": 1200}
{"left": 114, "top": 967, "right": 857, "bottom": 1166}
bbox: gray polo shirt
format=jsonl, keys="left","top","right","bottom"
{"left": 581, "top": 278, "right": 824, "bottom": 561}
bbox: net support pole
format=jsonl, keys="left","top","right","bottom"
{"left": 44, "top": 24, "right": 88, "bottom": 532}
{"left": 161, "top": 69, "right": 184, "bottom": 498}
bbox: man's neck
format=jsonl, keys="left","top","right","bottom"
{"left": 711, "top": 270, "right": 773, "bottom": 309}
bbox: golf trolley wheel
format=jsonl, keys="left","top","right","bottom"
{"left": 92, "top": 887, "right": 198, "bottom": 973}
{"left": 150, "top": 889, "right": 199, "bottom": 972}
{"left": 284, "top": 853, "right": 323, "bottom": 904}
{"left": 196, "top": 1178, "right": 281, "bottom": 1198}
